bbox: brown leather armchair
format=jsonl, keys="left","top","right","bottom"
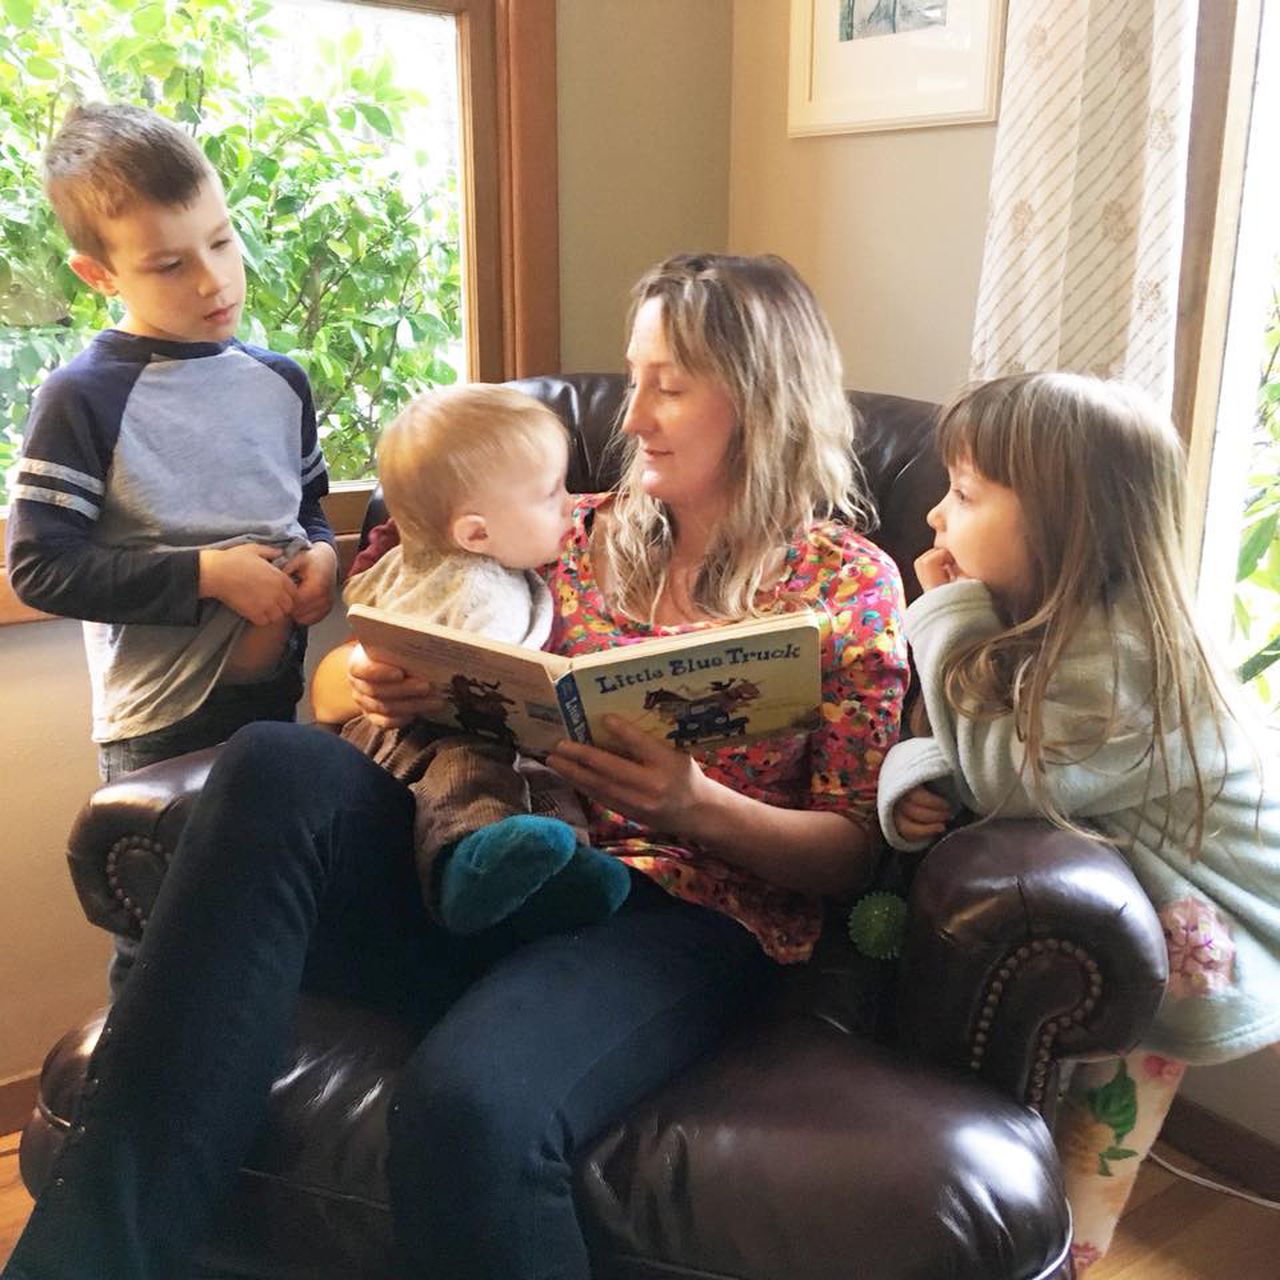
{"left": 19, "top": 376, "right": 1170, "bottom": 1280}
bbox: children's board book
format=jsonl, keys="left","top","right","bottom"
{"left": 346, "top": 603, "right": 823, "bottom": 757}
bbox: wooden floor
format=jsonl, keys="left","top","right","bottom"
{"left": 1, "top": 1132, "right": 30, "bottom": 1272}
{"left": 2, "top": 1134, "right": 1278, "bottom": 1275}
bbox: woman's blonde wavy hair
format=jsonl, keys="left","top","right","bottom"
{"left": 600, "top": 253, "right": 873, "bottom": 623}
{"left": 936, "top": 371, "right": 1239, "bottom": 858}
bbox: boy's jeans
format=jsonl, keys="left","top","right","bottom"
{"left": 97, "top": 656, "right": 305, "bottom": 997}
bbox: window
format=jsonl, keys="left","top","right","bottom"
{"left": 1180, "top": 0, "right": 1279, "bottom": 718}
{"left": 0, "top": 0, "right": 558, "bottom": 620}
{"left": 0, "top": 0, "right": 472, "bottom": 498}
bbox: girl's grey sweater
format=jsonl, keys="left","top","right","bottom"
{"left": 878, "top": 579, "right": 1280, "bottom": 1064}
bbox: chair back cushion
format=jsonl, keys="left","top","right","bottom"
{"left": 361, "top": 374, "right": 947, "bottom": 599}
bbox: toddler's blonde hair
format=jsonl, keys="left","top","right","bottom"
{"left": 378, "top": 384, "right": 568, "bottom": 557}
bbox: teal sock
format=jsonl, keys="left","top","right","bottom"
{"left": 437, "top": 815, "right": 577, "bottom": 935}
{"left": 508, "top": 844, "right": 632, "bottom": 942}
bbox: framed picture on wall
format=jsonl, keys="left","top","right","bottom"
{"left": 788, "top": 1, "right": 1006, "bottom": 136}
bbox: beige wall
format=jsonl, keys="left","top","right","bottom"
{"left": 557, "top": 0, "right": 993, "bottom": 398}
{"left": 1180, "top": 1046, "right": 1280, "bottom": 1146}
{"left": 0, "top": 611, "right": 350, "bottom": 1087}
{"left": 728, "top": 0, "right": 996, "bottom": 405}
{"left": 557, "top": 0, "right": 732, "bottom": 373}
{"left": 558, "top": 0, "right": 995, "bottom": 402}
{"left": 0, "top": 618, "right": 105, "bottom": 1085}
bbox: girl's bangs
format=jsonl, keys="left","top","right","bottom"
{"left": 936, "top": 389, "right": 1017, "bottom": 487}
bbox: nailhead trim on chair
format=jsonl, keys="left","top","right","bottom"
{"left": 105, "top": 835, "right": 163, "bottom": 926}
{"left": 968, "top": 938, "right": 1103, "bottom": 1107}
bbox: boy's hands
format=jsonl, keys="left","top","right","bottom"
{"left": 198, "top": 542, "right": 338, "bottom": 627}
{"left": 198, "top": 544, "right": 297, "bottom": 625}
{"left": 893, "top": 785, "right": 955, "bottom": 841}
{"left": 285, "top": 542, "right": 339, "bottom": 625}
{"left": 914, "top": 547, "right": 966, "bottom": 592}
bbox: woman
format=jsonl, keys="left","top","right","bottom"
{"left": 5, "top": 254, "right": 907, "bottom": 1280}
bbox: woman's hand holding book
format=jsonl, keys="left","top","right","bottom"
{"left": 547, "top": 713, "right": 715, "bottom": 837}
{"left": 347, "top": 643, "right": 448, "bottom": 729}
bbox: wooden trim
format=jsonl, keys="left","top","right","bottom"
{"left": 321, "top": 483, "right": 375, "bottom": 538}
{"left": 1171, "top": 0, "right": 1237, "bottom": 445}
{"left": 0, "top": 509, "right": 53, "bottom": 624}
{"left": 0, "top": 1073, "right": 38, "bottom": 1139}
{"left": 455, "top": 1, "right": 506, "bottom": 381}
{"left": 324, "top": 486, "right": 372, "bottom": 578}
{"left": 0, "top": 574, "right": 51, "bottom": 627}
{"left": 335, "top": 531, "right": 362, "bottom": 579}
{"left": 1177, "top": 0, "right": 1264, "bottom": 568}
{"left": 496, "top": 0, "right": 560, "bottom": 377}
{"left": 1162, "top": 1095, "right": 1280, "bottom": 1201}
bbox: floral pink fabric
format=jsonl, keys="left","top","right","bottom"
{"left": 1139, "top": 1052, "right": 1184, "bottom": 1083}
{"left": 347, "top": 515, "right": 402, "bottom": 581}
{"left": 545, "top": 495, "right": 908, "bottom": 963}
{"left": 1071, "top": 1242, "right": 1103, "bottom": 1272}
{"left": 1159, "top": 896, "right": 1236, "bottom": 998}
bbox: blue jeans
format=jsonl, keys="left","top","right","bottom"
{"left": 96, "top": 649, "right": 305, "bottom": 782}
{"left": 6, "top": 722, "right": 772, "bottom": 1280}
{"left": 97, "top": 656, "right": 305, "bottom": 998}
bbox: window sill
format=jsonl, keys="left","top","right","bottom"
{"left": 0, "top": 573, "right": 51, "bottom": 626}
{"left": 0, "top": 482, "right": 374, "bottom": 628}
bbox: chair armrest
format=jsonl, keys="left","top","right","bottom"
{"left": 897, "top": 819, "right": 1168, "bottom": 1111}
{"left": 65, "top": 747, "right": 222, "bottom": 938}
{"left": 66, "top": 763, "right": 1169, "bottom": 1118}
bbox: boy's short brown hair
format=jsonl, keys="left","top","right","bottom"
{"left": 379, "top": 385, "right": 569, "bottom": 555}
{"left": 43, "top": 102, "right": 218, "bottom": 264}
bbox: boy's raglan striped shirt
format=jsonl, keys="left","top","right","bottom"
{"left": 5, "top": 329, "right": 332, "bottom": 742}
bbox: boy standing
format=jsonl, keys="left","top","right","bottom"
{"left": 5, "top": 103, "right": 337, "bottom": 981}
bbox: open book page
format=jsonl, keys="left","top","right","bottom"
{"left": 347, "top": 604, "right": 824, "bottom": 757}
{"left": 560, "top": 612, "right": 823, "bottom": 752}
{"left": 347, "top": 604, "right": 571, "bottom": 756}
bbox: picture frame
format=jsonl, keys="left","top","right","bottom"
{"left": 788, "top": 1, "right": 1006, "bottom": 137}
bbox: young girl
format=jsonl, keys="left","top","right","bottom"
{"left": 876, "top": 371, "right": 1280, "bottom": 1271}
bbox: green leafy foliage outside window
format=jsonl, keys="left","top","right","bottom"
{"left": 0, "top": 0, "right": 462, "bottom": 505}
{"left": 1234, "top": 266, "right": 1280, "bottom": 711}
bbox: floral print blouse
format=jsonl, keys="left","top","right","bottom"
{"left": 546, "top": 495, "right": 908, "bottom": 963}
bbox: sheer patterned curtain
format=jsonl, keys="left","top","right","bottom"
{"left": 970, "top": 0, "right": 1198, "bottom": 405}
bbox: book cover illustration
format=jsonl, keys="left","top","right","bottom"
{"left": 345, "top": 606, "right": 573, "bottom": 755}
{"left": 441, "top": 673, "right": 520, "bottom": 746}
{"left": 559, "top": 617, "right": 822, "bottom": 754}
{"left": 643, "top": 678, "right": 759, "bottom": 748}
{"left": 347, "top": 605, "right": 823, "bottom": 757}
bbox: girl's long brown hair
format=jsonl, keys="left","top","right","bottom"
{"left": 936, "top": 372, "right": 1240, "bottom": 858}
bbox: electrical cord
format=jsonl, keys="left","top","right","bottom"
{"left": 1149, "top": 1149, "right": 1280, "bottom": 1211}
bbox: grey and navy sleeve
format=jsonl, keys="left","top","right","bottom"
{"left": 5, "top": 354, "right": 202, "bottom": 624}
